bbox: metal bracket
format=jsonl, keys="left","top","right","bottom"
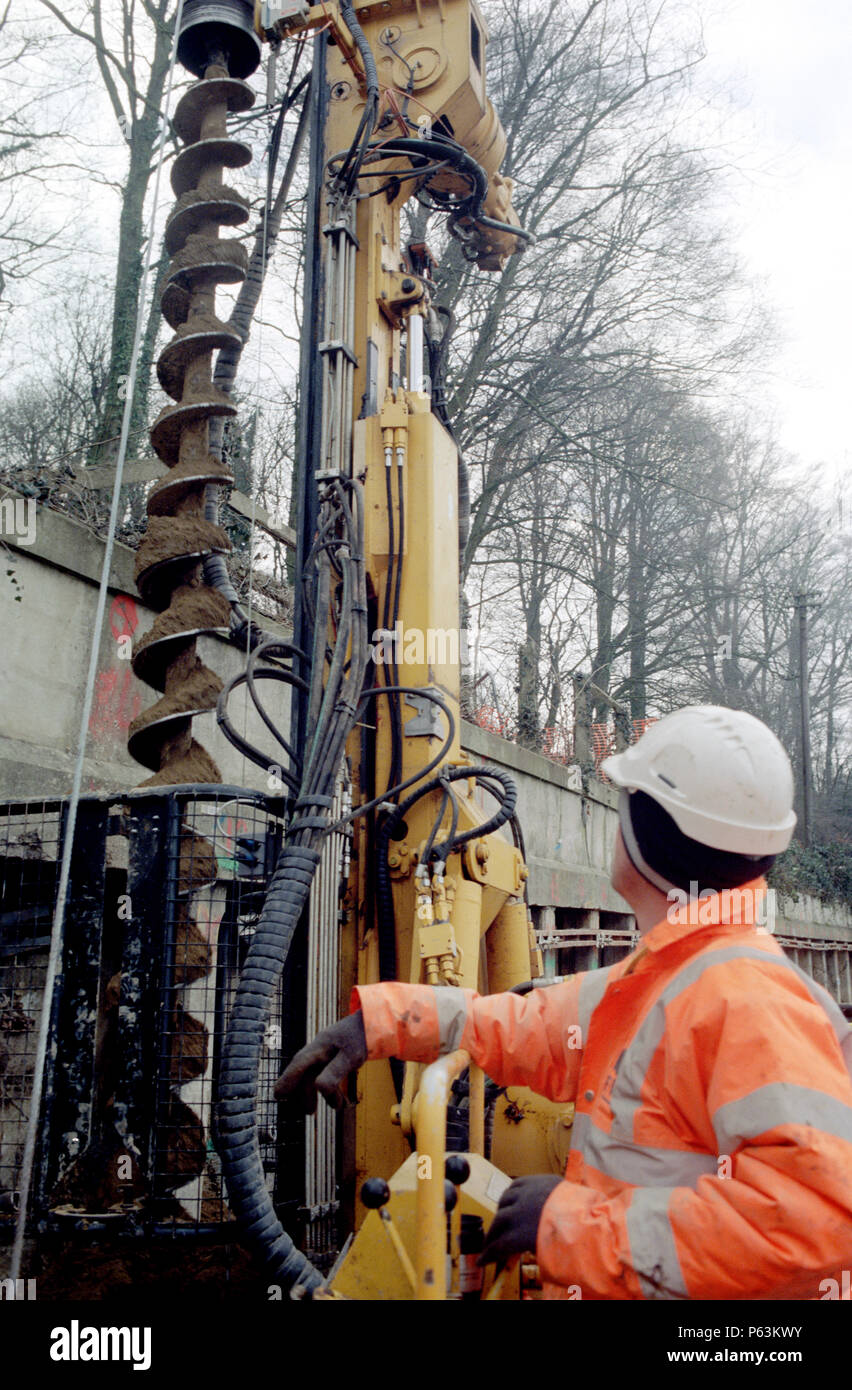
{"left": 322, "top": 219, "right": 360, "bottom": 248}
{"left": 404, "top": 689, "right": 444, "bottom": 738}
{"left": 318, "top": 339, "right": 358, "bottom": 365}
{"left": 259, "top": 0, "right": 311, "bottom": 38}
{"left": 360, "top": 338, "right": 379, "bottom": 418}
{"left": 418, "top": 921, "right": 455, "bottom": 958}
{"left": 378, "top": 269, "right": 426, "bottom": 327}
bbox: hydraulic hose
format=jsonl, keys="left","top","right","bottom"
{"left": 216, "top": 480, "right": 368, "bottom": 1295}
{"left": 371, "top": 765, "right": 514, "bottom": 859}
{"left": 332, "top": 135, "right": 488, "bottom": 213}
{"left": 216, "top": 834, "right": 326, "bottom": 1292}
{"left": 374, "top": 762, "right": 517, "bottom": 982}
{"left": 336, "top": 0, "right": 380, "bottom": 194}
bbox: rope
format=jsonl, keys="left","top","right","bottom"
{"left": 9, "top": 0, "right": 186, "bottom": 1282}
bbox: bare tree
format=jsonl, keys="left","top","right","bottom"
{"left": 27, "top": 0, "right": 181, "bottom": 469}
{"left": 426, "top": 0, "right": 764, "bottom": 588}
{"left": 0, "top": 2, "right": 78, "bottom": 319}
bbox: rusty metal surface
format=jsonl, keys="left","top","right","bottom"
{"left": 128, "top": 63, "right": 255, "bottom": 788}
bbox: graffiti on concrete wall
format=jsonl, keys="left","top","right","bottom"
{"left": 87, "top": 595, "right": 144, "bottom": 752}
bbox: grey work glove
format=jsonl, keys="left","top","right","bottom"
{"left": 274, "top": 1012, "right": 368, "bottom": 1113}
{"left": 479, "top": 1175, "right": 563, "bottom": 1265}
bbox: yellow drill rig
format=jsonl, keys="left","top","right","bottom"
{"left": 132, "top": 0, "right": 567, "bottom": 1300}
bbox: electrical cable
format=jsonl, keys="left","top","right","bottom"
{"left": 328, "top": 132, "right": 480, "bottom": 191}
{"left": 217, "top": 677, "right": 301, "bottom": 788}
{"left": 433, "top": 763, "right": 517, "bottom": 850}
{"left": 379, "top": 447, "right": 405, "bottom": 809}
{"left": 363, "top": 161, "right": 454, "bottom": 196}
{"left": 328, "top": 130, "right": 533, "bottom": 258}
{"left": 380, "top": 459, "right": 403, "bottom": 804}
{"left": 382, "top": 764, "right": 514, "bottom": 868}
{"left": 380, "top": 28, "right": 418, "bottom": 92}
{"left": 391, "top": 449, "right": 405, "bottom": 792}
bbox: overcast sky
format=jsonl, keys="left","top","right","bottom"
{"left": 7, "top": 0, "right": 850, "bottom": 493}
{"left": 701, "top": 0, "right": 852, "bottom": 482}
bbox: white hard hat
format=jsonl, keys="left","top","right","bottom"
{"left": 601, "top": 705, "right": 796, "bottom": 856}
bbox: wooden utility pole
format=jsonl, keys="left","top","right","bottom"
{"left": 793, "top": 593, "right": 817, "bottom": 846}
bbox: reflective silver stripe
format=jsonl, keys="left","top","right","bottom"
{"left": 570, "top": 1108, "right": 591, "bottom": 1150}
{"left": 572, "top": 1110, "right": 717, "bottom": 1187}
{"left": 713, "top": 1082, "right": 852, "bottom": 1155}
{"left": 610, "top": 946, "right": 845, "bottom": 1141}
{"left": 625, "top": 1187, "right": 689, "bottom": 1300}
{"left": 578, "top": 965, "right": 613, "bottom": 1040}
{"left": 433, "top": 986, "right": 469, "bottom": 1054}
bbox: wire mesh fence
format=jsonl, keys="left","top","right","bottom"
{"left": 0, "top": 788, "right": 305, "bottom": 1244}
{"left": 0, "top": 800, "right": 63, "bottom": 1228}
{"left": 150, "top": 794, "right": 286, "bottom": 1231}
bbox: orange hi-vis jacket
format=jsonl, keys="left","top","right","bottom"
{"left": 353, "top": 881, "right": 852, "bottom": 1300}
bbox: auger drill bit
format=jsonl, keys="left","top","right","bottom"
{"left": 128, "top": 58, "right": 255, "bottom": 786}
{"left": 126, "top": 38, "right": 259, "bottom": 1215}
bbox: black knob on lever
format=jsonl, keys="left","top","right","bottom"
{"left": 445, "top": 1155, "right": 470, "bottom": 1187}
{"left": 361, "top": 1177, "right": 391, "bottom": 1210}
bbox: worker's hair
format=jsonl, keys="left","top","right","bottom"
{"left": 625, "top": 790, "right": 776, "bottom": 895}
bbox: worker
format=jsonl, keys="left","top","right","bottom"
{"left": 276, "top": 706, "right": 852, "bottom": 1299}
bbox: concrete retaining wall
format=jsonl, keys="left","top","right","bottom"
{"left": 0, "top": 490, "right": 289, "bottom": 799}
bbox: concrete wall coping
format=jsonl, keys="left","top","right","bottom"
{"left": 2, "top": 483, "right": 138, "bottom": 592}
{"left": 1, "top": 484, "right": 290, "bottom": 641}
{"left": 461, "top": 718, "right": 618, "bottom": 811}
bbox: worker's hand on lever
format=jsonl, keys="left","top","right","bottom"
{"left": 274, "top": 1012, "right": 368, "bottom": 1113}
{"left": 479, "top": 1175, "right": 563, "bottom": 1265}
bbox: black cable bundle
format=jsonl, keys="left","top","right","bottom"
{"left": 215, "top": 478, "right": 369, "bottom": 1294}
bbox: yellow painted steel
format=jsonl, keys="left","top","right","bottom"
{"left": 486, "top": 897, "right": 537, "bottom": 993}
{"left": 334, "top": 68, "right": 533, "bottom": 1203}
{"left": 258, "top": 0, "right": 551, "bottom": 1281}
{"left": 411, "top": 1048, "right": 469, "bottom": 1299}
{"left": 490, "top": 1088, "right": 575, "bottom": 1178}
{"left": 328, "top": 1149, "right": 519, "bottom": 1299}
{"left": 257, "top": 0, "right": 522, "bottom": 265}
{"left": 449, "top": 874, "right": 482, "bottom": 989}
